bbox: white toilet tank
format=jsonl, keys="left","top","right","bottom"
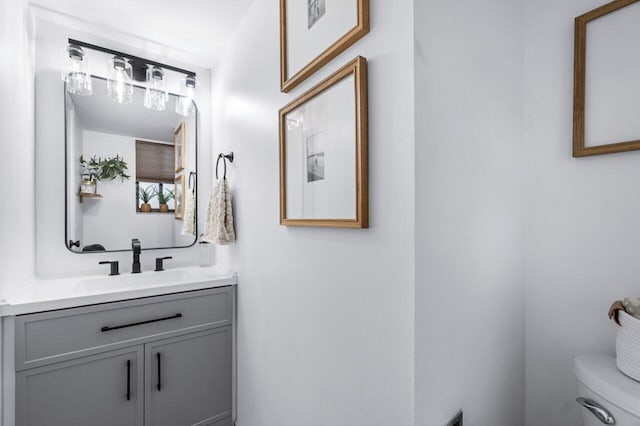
{"left": 574, "top": 354, "right": 640, "bottom": 425}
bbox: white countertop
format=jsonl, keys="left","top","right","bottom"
{"left": 0, "top": 266, "right": 237, "bottom": 316}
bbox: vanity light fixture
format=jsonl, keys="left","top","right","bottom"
{"left": 285, "top": 110, "right": 304, "bottom": 131}
{"left": 175, "top": 75, "right": 197, "bottom": 116}
{"left": 65, "top": 39, "right": 197, "bottom": 113}
{"left": 144, "top": 66, "right": 169, "bottom": 111}
{"left": 63, "top": 45, "right": 93, "bottom": 96}
{"left": 107, "top": 56, "right": 133, "bottom": 104}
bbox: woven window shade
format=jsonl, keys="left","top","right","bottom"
{"left": 136, "top": 141, "right": 174, "bottom": 183}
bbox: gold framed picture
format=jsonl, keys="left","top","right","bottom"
{"left": 280, "top": 0, "right": 369, "bottom": 93}
{"left": 174, "top": 122, "right": 185, "bottom": 173}
{"left": 174, "top": 174, "right": 185, "bottom": 220}
{"left": 279, "top": 56, "right": 368, "bottom": 228}
{"left": 573, "top": 0, "right": 640, "bottom": 157}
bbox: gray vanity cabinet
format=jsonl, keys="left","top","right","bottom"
{"left": 12, "top": 286, "right": 234, "bottom": 426}
{"left": 144, "top": 327, "right": 232, "bottom": 426}
{"left": 16, "top": 347, "right": 144, "bottom": 426}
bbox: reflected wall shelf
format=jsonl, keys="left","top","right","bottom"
{"left": 78, "top": 192, "right": 103, "bottom": 203}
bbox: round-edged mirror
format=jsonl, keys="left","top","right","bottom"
{"left": 65, "top": 76, "right": 198, "bottom": 253}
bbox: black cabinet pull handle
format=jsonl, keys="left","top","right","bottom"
{"left": 156, "top": 352, "right": 162, "bottom": 391}
{"left": 101, "top": 313, "right": 182, "bottom": 332}
{"left": 126, "top": 360, "right": 131, "bottom": 401}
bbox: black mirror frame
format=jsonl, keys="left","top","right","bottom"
{"left": 64, "top": 76, "right": 199, "bottom": 253}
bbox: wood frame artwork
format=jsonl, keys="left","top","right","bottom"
{"left": 174, "top": 175, "right": 185, "bottom": 220}
{"left": 573, "top": 0, "right": 640, "bottom": 157}
{"left": 174, "top": 122, "right": 186, "bottom": 172}
{"left": 280, "top": 0, "right": 369, "bottom": 93}
{"left": 279, "top": 56, "right": 368, "bottom": 228}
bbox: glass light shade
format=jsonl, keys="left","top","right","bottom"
{"left": 175, "top": 75, "right": 197, "bottom": 116}
{"left": 63, "top": 45, "right": 93, "bottom": 96}
{"left": 107, "top": 57, "right": 133, "bottom": 104}
{"left": 144, "top": 66, "right": 169, "bottom": 111}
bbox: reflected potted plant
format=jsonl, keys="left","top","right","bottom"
{"left": 139, "top": 187, "right": 155, "bottom": 213}
{"left": 79, "top": 155, "right": 130, "bottom": 194}
{"left": 155, "top": 188, "right": 174, "bottom": 213}
{"left": 80, "top": 174, "right": 97, "bottom": 194}
{"left": 96, "top": 155, "right": 130, "bottom": 182}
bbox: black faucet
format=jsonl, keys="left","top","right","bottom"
{"left": 99, "top": 261, "right": 119, "bottom": 276}
{"left": 155, "top": 256, "right": 173, "bottom": 272}
{"left": 131, "top": 238, "right": 142, "bottom": 274}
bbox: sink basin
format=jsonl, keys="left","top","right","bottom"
{"left": 74, "top": 269, "right": 198, "bottom": 293}
{"left": 0, "top": 267, "right": 237, "bottom": 317}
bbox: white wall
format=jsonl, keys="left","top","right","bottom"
{"left": 0, "top": 0, "right": 35, "bottom": 296}
{"left": 211, "top": 0, "right": 415, "bottom": 425}
{"left": 523, "top": 0, "right": 640, "bottom": 425}
{"left": 31, "top": 16, "right": 212, "bottom": 278}
{"left": 414, "top": 0, "right": 526, "bottom": 425}
{"left": 0, "top": 3, "right": 33, "bottom": 418}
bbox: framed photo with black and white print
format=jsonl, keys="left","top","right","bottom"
{"left": 279, "top": 57, "right": 368, "bottom": 228}
{"left": 279, "top": 0, "right": 369, "bottom": 93}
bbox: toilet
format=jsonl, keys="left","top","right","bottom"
{"left": 574, "top": 354, "right": 640, "bottom": 425}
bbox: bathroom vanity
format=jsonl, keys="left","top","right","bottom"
{"left": 0, "top": 268, "right": 237, "bottom": 426}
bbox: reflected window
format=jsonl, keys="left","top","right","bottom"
{"left": 136, "top": 182, "right": 175, "bottom": 212}
{"left": 135, "top": 140, "right": 175, "bottom": 213}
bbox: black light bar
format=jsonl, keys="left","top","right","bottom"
{"left": 68, "top": 38, "right": 196, "bottom": 81}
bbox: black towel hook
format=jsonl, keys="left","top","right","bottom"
{"left": 216, "top": 152, "right": 234, "bottom": 180}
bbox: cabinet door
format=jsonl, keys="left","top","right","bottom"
{"left": 145, "top": 327, "right": 232, "bottom": 426}
{"left": 16, "top": 346, "right": 143, "bottom": 426}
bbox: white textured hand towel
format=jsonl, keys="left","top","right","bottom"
{"left": 203, "top": 179, "right": 235, "bottom": 245}
{"left": 623, "top": 297, "right": 640, "bottom": 320}
{"left": 181, "top": 190, "right": 196, "bottom": 236}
